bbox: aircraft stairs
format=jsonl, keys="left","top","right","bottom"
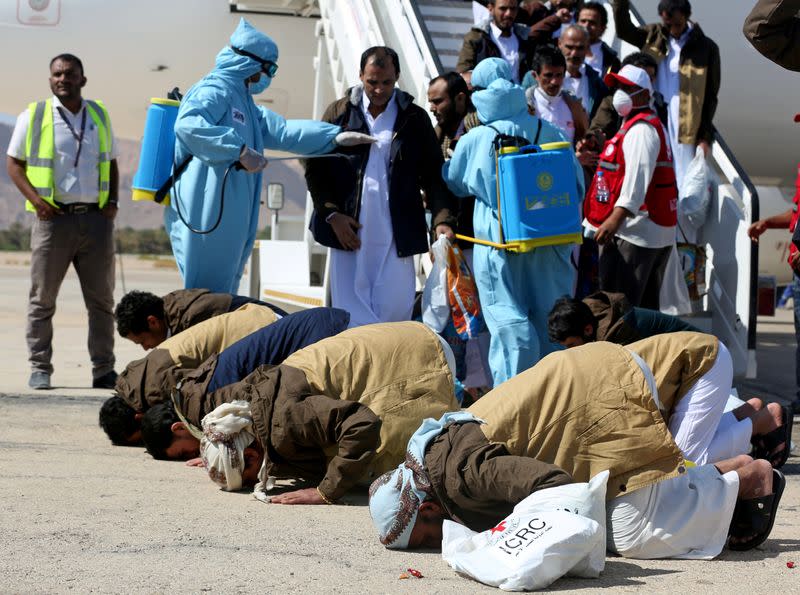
{"left": 249, "top": 0, "right": 758, "bottom": 378}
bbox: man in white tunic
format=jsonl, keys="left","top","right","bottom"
{"left": 612, "top": 0, "right": 721, "bottom": 189}
{"left": 306, "top": 47, "right": 457, "bottom": 327}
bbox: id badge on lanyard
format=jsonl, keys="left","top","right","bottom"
{"left": 56, "top": 106, "right": 87, "bottom": 169}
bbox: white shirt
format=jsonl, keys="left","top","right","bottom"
{"left": 489, "top": 21, "right": 521, "bottom": 82}
{"left": 564, "top": 64, "right": 591, "bottom": 114}
{"left": 329, "top": 90, "right": 415, "bottom": 328}
{"left": 7, "top": 96, "right": 118, "bottom": 204}
{"left": 533, "top": 87, "right": 575, "bottom": 142}
{"left": 615, "top": 121, "right": 676, "bottom": 248}
{"left": 655, "top": 24, "right": 692, "bottom": 147}
{"left": 586, "top": 41, "right": 605, "bottom": 75}
{"left": 655, "top": 24, "right": 697, "bottom": 191}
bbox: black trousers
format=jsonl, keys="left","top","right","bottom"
{"left": 598, "top": 237, "right": 671, "bottom": 310}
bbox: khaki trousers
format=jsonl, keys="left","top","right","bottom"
{"left": 27, "top": 211, "right": 115, "bottom": 378}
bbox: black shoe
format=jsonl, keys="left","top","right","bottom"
{"left": 791, "top": 398, "right": 800, "bottom": 416}
{"left": 93, "top": 370, "right": 118, "bottom": 389}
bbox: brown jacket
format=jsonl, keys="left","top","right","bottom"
{"left": 243, "top": 364, "right": 380, "bottom": 502}
{"left": 457, "top": 22, "right": 536, "bottom": 81}
{"left": 584, "top": 290, "right": 639, "bottom": 344}
{"left": 612, "top": 0, "right": 721, "bottom": 144}
{"left": 425, "top": 422, "right": 573, "bottom": 532}
{"left": 469, "top": 337, "right": 690, "bottom": 500}
{"left": 162, "top": 289, "right": 234, "bottom": 336}
{"left": 564, "top": 92, "right": 589, "bottom": 144}
{"left": 176, "top": 321, "right": 459, "bottom": 497}
{"left": 115, "top": 304, "right": 277, "bottom": 411}
{"left": 743, "top": 0, "right": 800, "bottom": 72}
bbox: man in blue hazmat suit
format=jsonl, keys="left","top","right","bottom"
{"left": 167, "top": 19, "right": 374, "bottom": 293}
{"left": 443, "top": 58, "right": 585, "bottom": 386}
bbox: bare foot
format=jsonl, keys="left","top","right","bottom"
{"left": 733, "top": 397, "right": 765, "bottom": 422}
{"left": 751, "top": 402, "right": 783, "bottom": 437}
{"left": 736, "top": 458, "right": 774, "bottom": 500}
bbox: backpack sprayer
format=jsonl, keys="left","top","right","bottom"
{"left": 455, "top": 127, "right": 582, "bottom": 252}
{"left": 132, "top": 90, "right": 344, "bottom": 235}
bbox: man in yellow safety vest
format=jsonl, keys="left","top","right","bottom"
{"left": 6, "top": 53, "right": 119, "bottom": 390}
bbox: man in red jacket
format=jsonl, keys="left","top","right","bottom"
{"left": 748, "top": 160, "right": 800, "bottom": 414}
{"left": 583, "top": 65, "right": 678, "bottom": 310}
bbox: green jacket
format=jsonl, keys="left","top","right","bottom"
{"left": 612, "top": 0, "right": 721, "bottom": 144}
{"left": 743, "top": 0, "right": 800, "bottom": 72}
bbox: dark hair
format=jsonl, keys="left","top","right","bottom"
{"left": 579, "top": 2, "right": 608, "bottom": 26}
{"left": 622, "top": 51, "right": 659, "bottom": 76}
{"left": 532, "top": 46, "right": 567, "bottom": 74}
{"left": 50, "top": 53, "right": 84, "bottom": 75}
{"left": 360, "top": 46, "right": 401, "bottom": 76}
{"left": 657, "top": 0, "right": 691, "bottom": 18}
{"left": 547, "top": 296, "right": 597, "bottom": 343}
{"left": 115, "top": 290, "right": 164, "bottom": 337}
{"left": 141, "top": 402, "right": 180, "bottom": 460}
{"left": 431, "top": 71, "right": 469, "bottom": 100}
{"left": 99, "top": 396, "right": 140, "bottom": 445}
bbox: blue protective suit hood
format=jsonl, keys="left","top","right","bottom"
{"left": 214, "top": 18, "right": 279, "bottom": 88}
{"left": 470, "top": 58, "right": 528, "bottom": 124}
{"left": 470, "top": 57, "right": 511, "bottom": 89}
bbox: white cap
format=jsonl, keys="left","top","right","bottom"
{"left": 604, "top": 65, "right": 653, "bottom": 94}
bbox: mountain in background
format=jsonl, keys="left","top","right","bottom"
{"left": 0, "top": 120, "right": 309, "bottom": 230}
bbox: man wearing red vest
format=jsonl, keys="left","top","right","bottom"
{"left": 584, "top": 64, "right": 678, "bottom": 310}
{"left": 748, "top": 159, "right": 800, "bottom": 414}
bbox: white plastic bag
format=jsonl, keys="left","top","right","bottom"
{"left": 679, "top": 146, "right": 711, "bottom": 229}
{"left": 659, "top": 243, "right": 693, "bottom": 316}
{"left": 441, "top": 471, "right": 609, "bottom": 591}
{"left": 513, "top": 470, "right": 609, "bottom": 578}
{"left": 422, "top": 235, "right": 451, "bottom": 332}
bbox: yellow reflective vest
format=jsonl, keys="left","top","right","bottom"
{"left": 23, "top": 99, "right": 113, "bottom": 211}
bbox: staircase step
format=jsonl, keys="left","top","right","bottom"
{"left": 426, "top": 20, "right": 473, "bottom": 35}
{"left": 430, "top": 35, "right": 464, "bottom": 53}
{"left": 417, "top": 1, "right": 474, "bottom": 21}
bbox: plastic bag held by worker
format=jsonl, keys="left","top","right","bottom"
{"left": 447, "top": 244, "right": 484, "bottom": 340}
{"left": 679, "top": 147, "right": 711, "bottom": 229}
{"left": 441, "top": 471, "right": 608, "bottom": 591}
{"left": 422, "top": 236, "right": 452, "bottom": 332}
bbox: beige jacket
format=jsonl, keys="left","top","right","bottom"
{"left": 627, "top": 331, "right": 718, "bottom": 416}
{"left": 468, "top": 334, "right": 716, "bottom": 499}
{"left": 283, "top": 321, "right": 458, "bottom": 482}
{"left": 115, "top": 304, "right": 277, "bottom": 411}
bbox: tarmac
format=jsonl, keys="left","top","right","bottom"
{"left": 1, "top": 250, "right": 799, "bottom": 593}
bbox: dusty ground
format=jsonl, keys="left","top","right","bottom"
{"left": 1, "top": 251, "right": 799, "bottom": 593}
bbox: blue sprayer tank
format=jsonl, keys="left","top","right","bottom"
{"left": 131, "top": 97, "right": 180, "bottom": 204}
{"left": 496, "top": 141, "right": 582, "bottom": 252}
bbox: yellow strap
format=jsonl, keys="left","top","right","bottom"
{"left": 455, "top": 233, "right": 510, "bottom": 250}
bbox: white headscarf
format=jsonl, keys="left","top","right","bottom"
{"left": 200, "top": 401, "right": 256, "bottom": 491}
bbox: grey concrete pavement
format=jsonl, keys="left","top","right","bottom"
{"left": 1, "top": 252, "right": 799, "bottom": 592}
{"left": 0, "top": 251, "right": 184, "bottom": 395}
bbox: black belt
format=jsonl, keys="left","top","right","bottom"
{"left": 56, "top": 202, "right": 100, "bottom": 215}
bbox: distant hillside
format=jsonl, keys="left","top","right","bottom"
{"left": 0, "top": 119, "right": 309, "bottom": 230}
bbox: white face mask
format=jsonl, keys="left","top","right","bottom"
{"left": 612, "top": 88, "right": 645, "bottom": 117}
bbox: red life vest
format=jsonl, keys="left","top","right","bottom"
{"left": 585, "top": 110, "right": 678, "bottom": 228}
